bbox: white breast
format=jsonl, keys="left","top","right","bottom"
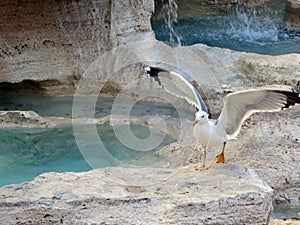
{"left": 193, "top": 121, "right": 226, "bottom": 147}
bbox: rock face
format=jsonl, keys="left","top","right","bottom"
{"left": 0, "top": 164, "right": 273, "bottom": 225}
{"left": 0, "top": 0, "right": 154, "bottom": 95}
{"left": 285, "top": 0, "right": 300, "bottom": 30}
{"left": 154, "top": 0, "right": 267, "bottom": 19}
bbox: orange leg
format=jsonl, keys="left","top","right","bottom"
{"left": 216, "top": 142, "right": 226, "bottom": 163}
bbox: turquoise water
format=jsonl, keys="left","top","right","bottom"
{"left": 0, "top": 94, "right": 188, "bottom": 119}
{"left": 152, "top": 0, "right": 300, "bottom": 55}
{"left": 0, "top": 125, "right": 174, "bottom": 186}
{"left": 272, "top": 203, "right": 300, "bottom": 220}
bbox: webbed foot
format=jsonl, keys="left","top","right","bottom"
{"left": 195, "top": 165, "right": 208, "bottom": 171}
{"left": 216, "top": 152, "right": 225, "bottom": 163}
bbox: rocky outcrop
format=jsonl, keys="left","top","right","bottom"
{"left": 0, "top": 111, "right": 52, "bottom": 128}
{"left": 188, "top": 44, "right": 300, "bottom": 88}
{"left": 0, "top": 164, "right": 273, "bottom": 225}
{"left": 0, "top": 0, "right": 109, "bottom": 93}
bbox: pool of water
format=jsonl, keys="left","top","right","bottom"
{"left": 0, "top": 124, "right": 174, "bottom": 186}
{"left": 152, "top": 0, "right": 300, "bottom": 55}
{"left": 272, "top": 203, "right": 300, "bottom": 220}
{"left": 0, "top": 94, "right": 192, "bottom": 119}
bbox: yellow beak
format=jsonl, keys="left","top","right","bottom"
{"left": 192, "top": 120, "right": 199, "bottom": 126}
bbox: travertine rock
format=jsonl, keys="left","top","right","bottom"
{"left": 154, "top": 0, "right": 267, "bottom": 19}
{"left": 0, "top": 164, "right": 273, "bottom": 225}
{"left": 0, "top": 0, "right": 154, "bottom": 95}
{"left": 188, "top": 44, "right": 300, "bottom": 89}
{"left": 0, "top": 111, "right": 52, "bottom": 128}
{"left": 186, "top": 44, "right": 300, "bottom": 115}
{"left": 228, "top": 107, "right": 300, "bottom": 201}
{"left": 269, "top": 218, "right": 300, "bottom": 225}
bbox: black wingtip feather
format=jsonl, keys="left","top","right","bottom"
{"left": 144, "top": 66, "right": 169, "bottom": 86}
{"left": 273, "top": 90, "right": 300, "bottom": 109}
{"left": 144, "top": 66, "right": 168, "bottom": 78}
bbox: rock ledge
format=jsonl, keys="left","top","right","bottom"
{"left": 0, "top": 164, "right": 273, "bottom": 225}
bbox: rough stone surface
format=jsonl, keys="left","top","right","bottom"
{"left": 153, "top": 0, "right": 267, "bottom": 19}
{"left": 269, "top": 218, "right": 300, "bottom": 225}
{"left": 166, "top": 44, "right": 300, "bottom": 116}
{"left": 0, "top": 110, "right": 52, "bottom": 128}
{"left": 228, "top": 107, "right": 300, "bottom": 201}
{"left": 188, "top": 44, "right": 300, "bottom": 89}
{"left": 0, "top": 0, "right": 154, "bottom": 95}
{"left": 0, "top": 0, "right": 109, "bottom": 87}
{"left": 0, "top": 164, "right": 273, "bottom": 225}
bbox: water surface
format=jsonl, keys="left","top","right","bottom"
{"left": 0, "top": 94, "right": 192, "bottom": 119}
{"left": 152, "top": 0, "right": 300, "bottom": 55}
{"left": 0, "top": 124, "right": 174, "bottom": 186}
{"left": 272, "top": 202, "right": 300, "bottom": 220}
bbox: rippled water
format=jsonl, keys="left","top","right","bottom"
{"left": 152, "top": 0, "right": 300, "bottom": 55}
{"left": 0, "top": 124, "right": 174, "bottom": 186}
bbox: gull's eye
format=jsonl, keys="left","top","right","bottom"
{"left": 201, "top": 115, "right": 205, "bottom": 118}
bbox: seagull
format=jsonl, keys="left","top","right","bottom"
{"left": 145, "top": 66, "right": 300, "bottom": 170}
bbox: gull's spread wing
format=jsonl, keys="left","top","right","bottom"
{"left": 215, "top": 88, "right": 300, "bottom": 139}
{"left": 145, "top": 66, "right": 207, "bottom": 112}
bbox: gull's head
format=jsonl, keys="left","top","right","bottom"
{"left": 192, "top": 110, "right": 208, "bottom": 126}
